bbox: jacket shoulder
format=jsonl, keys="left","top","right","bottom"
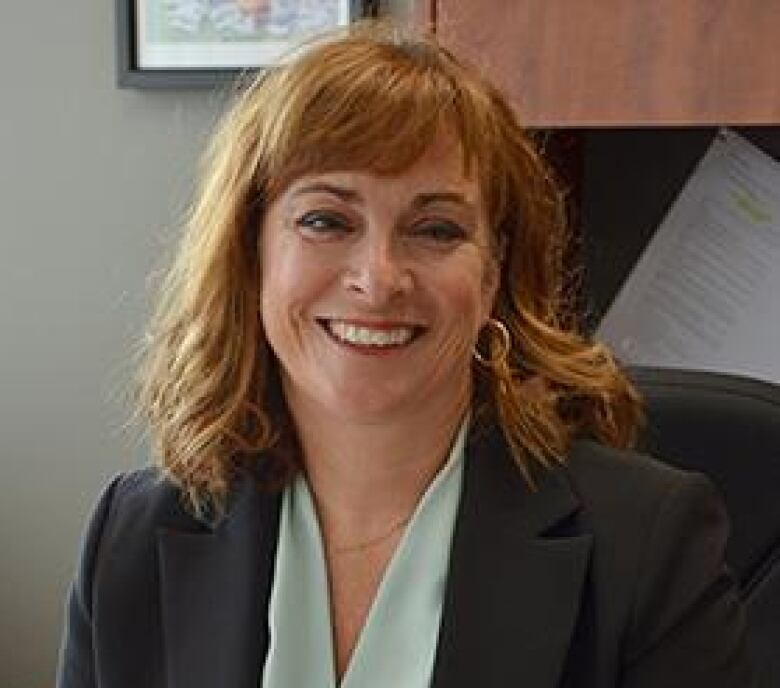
{"left": 564, "top": 438, "right": 719, "bottom": 521}
{"left": 560, "top": 440, "right": 752, "bottom": 684}
{"left": 102, "top": 466, "right": 203, "bottom": 536}
{"left": 56, "top": 466, "right": 194, "bottom": 687}
{"left": 561, "top": 439, "right": 727, "bottom": 583}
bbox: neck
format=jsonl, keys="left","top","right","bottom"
{"left": 284, "top": 383, "right": 470, "bottom": 543}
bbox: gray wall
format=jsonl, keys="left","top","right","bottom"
{"left": 0, "top": 3, "right": 224, "bottom": 685}
{"left": 0, "top": 1, "right": 410, "bottom": 685}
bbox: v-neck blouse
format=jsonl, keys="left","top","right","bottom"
{"left": 261, "top": 417, "right": 468, "bottom": 687}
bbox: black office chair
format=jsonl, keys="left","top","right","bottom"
{"left": 630, "top": 366, "right": 780, "bottom": 688}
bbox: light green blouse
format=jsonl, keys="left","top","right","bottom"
{"left": 261, "top": 417, "right": 468, "bottom": 687}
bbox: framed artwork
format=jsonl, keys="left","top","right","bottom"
{"left": 116, "top": 0, "right": 375, "bottom": 88}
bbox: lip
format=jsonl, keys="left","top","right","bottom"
{"left": 316, "top": 317, "right": 426, "bottom": 354}
{"left": 318, "top": 317, "right": 424, "bottom": 329}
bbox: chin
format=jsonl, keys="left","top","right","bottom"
{"left": 327, "top": 387, "right": 417, "bottom": 423}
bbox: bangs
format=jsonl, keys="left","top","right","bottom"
{"left": 255, "top": 36, "right": 493, "bottom": 201}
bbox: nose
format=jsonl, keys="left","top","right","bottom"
{"left": 342, "top": 234, "right": 413, "bottom": 305}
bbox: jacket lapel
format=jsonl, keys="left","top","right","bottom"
{"left": 155, "top": 429, "right": 590, "bottom": 688}
{"left": 157, "top": 476, "right": 281, "bottom": 688}
{"left": 431, "top": 430, "right": 592, "bottom": 688}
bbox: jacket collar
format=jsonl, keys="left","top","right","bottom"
{"left": 157, "top": 429, "right": 590, "bottom": 688}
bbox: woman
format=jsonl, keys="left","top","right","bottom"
{"left": 57, "top": 22, "right": 753, "bottom": 687}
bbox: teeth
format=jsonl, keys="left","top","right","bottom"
{"left": 328, "top": 321, "right": 415, "bottom": 347}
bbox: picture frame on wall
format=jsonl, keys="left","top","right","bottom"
{"left": 116, "top": 0, "right": 374, "bottom": 88}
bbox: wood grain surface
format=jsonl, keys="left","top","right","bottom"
{"left": 429, "top": 0, "right": 780, "bottom": 126}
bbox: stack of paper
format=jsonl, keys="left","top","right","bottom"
{"left": 597, "top": 129, "right": 780, "bottom": 384}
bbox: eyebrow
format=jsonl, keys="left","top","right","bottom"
{"left": 411, "top": 192, "right": 475, "bottom": 212}
{"left": 292, "top": 182, "right": 361, "bottom": 203}
{"left": 291, "top": 183, "right": 477, "bottom": 213}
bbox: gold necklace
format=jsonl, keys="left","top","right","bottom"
{"left": 330, "top": 515, "right": 412, "bottom": 555}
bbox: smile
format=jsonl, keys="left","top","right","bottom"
{"left": 319, "top": 319, "right": 423, "bottom": 349}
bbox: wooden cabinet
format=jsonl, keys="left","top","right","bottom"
{"left": 425, "top": 0, "right": 780, "bottom": 127}
{"left": 410, "top": 2, "right": 780, "bottom": 316}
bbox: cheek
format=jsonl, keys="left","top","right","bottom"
{"left": 260, "top": 258, "right": 304, "bottom": 340}
{"left": 436, "top": 259, "right": 495, "bottom": 333}
{"left": 260, "top": 238, "right": 338, "bottom": 344}
{"left": 259, "top": 226, "right": 302, "bottom": 344}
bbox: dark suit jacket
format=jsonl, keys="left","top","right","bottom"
{"left": 56, "top": 430, "right": 753, "bottom": 687}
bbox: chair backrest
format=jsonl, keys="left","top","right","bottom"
{"left": 630, "top": 366, "right": 780, "bottom": 687}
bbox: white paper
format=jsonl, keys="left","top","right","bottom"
{"left": 597, "top": 129, "right": 780, "bottom": 384}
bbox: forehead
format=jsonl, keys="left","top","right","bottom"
{"left": 278, "top": 133, "right": 482, "bottom": 207}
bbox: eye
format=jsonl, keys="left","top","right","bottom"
{"left": 295, "top": 210, "right": 351, "bottom": 236}
{"left": 413, "top": 220, "right": 468, "bottom": 243}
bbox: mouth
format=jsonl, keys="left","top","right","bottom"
{"left": 317, "top": 318, "right": 425, "bottom": 351}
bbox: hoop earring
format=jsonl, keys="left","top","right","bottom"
{"left": 473, "top": 318, "right": 511, "bottom": 368}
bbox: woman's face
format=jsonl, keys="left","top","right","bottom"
{"left": 260, "top": 135, "right": 499, "bottom": 424}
